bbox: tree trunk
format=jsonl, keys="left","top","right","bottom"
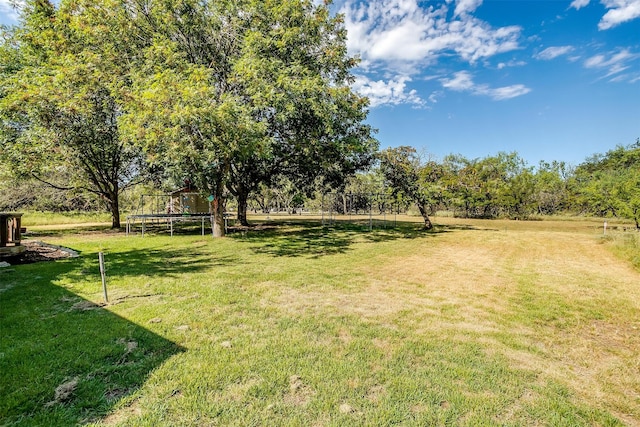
{"left": 111, "top": 200, "right": 120, "bottom": 229}
{"left": 105, "top": 190, "right": 120, "bottom": 229}
{"left": 211, "top": 184, "right": 225, "bottom": 238}
{"left": 237, "top": 191, "right": 249, "bottom": 226}
{"left": 417, "top": 203, "right": 433, "bottom": 230}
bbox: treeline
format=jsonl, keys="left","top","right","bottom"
{"left": 2, "top": 140, "right": 638, "bottom": 230}
{"left": 376, "top": 143, "right": 640, "bottom": 228}
{"left": 244, "top": 142, "right": 640, "bottom": 230}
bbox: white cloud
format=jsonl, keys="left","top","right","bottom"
{"left": 341, "top": 0, "right": 525, "bottom": 107}
{"left": 583, "top": 48, "right": 640, "bottom": 82}
{"left": 534, "top": 46, "right": 574, "bottom": 60}
{"left": 341, "top": 0, "right": 521, "bottom": 70}
{"left": 440, "top": 71, "right": 531, "bottom": 100}
{"left": 584, "top": 49, "right": 635, "bottom": 75}
{"left": 599, "top": 0, "right": 640, "bottom": 29}
{"left": 569, "top": 0, "right": 591, "bottom": 10}
{"left": 489, "top": 85, "right": 531, "bottom": 100}
{"left": 352, "top": 75, "right": 426, "bottom": 107}
{"left": 497, "top": 60, "right": 526, "bottom": 69}
{"left": 570, "top": 0, "right": 640, "bottom": 29}
{"left": 441, "top": 71, "right": 475, "bottom": 91}
{"left": 608, "top": 71, "right": 640, "bottom": 82}
{"left": 454, "top": 0, "right": 483, "bottom": 17}
{"left": 605, "top": 64, "right": 630, "bottom": 76}
{"left": 585, "top": 54, "right": 606, "bottom": 68}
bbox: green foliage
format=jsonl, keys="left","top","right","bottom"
{"left": 379, "top": 146, "right": 440, "bottom": 228}
{"left": 0, "top": 176, "right": 99, "bottom": 212}
{"left": 236, "top": 0, "right": 377, "bottom": 189}
{"left": 604, "top": 233, "right": 640, "bottom": 270}
{"left": 1, "top": 0, "right": 376, "bottom": 233}
{"left": 119, "top": 0, "right": 377, "bottom": 234}
{"left": 340, "top": 170, "right": 401, "bottom": 214}
{"left": 533, "top": 161, "right": 572, "bottom": 215}
{"left": 1, "top": 0, "right": 634, "bottom": 230}
{"left": 0, "top": 0, "right": 147, "bottom": 228}
{"left": 440, "top": 152, "right": 536, "bottom": 219}
{"left": 574, "top": 141, "right": 640, "bottom": 228}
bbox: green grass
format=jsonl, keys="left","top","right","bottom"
{"left": 605, "top": 232, "right": 640, "bottom": 270}
{"left": 20, "top": 211, "right": 112, "bottom": 227}
{"left": 1, "top": 217, "right": 638, "bottom": 426}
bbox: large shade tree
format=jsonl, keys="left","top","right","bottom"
{"left": 121, "top": 0, "right": 377, "bottom": 234}
{"left": 0, "top": 0, "right": 146, "bottom": 228}
{"left": 2, "top": 0, "right": 376, "bottom": 234}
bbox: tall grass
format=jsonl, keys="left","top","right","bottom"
{"left": 605, "top": 231, "right": 640, "bottom": 270}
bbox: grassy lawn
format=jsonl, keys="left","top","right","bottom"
{"left": 1, "top": 215, "right": 639, "bottom": 426}
{"left": 20, "top": 211, "right": 113, "bottom": 228}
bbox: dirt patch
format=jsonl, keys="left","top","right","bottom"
{"left": 100, "top": 397, "right": 142, "bottom": 426}
{"left": 45, "top": 377, "right": 79, "bottom": 407}
{"left": 366, "top": 384, "right": 387, "bottom": 403}
{"left": 70, "top": 300, "right": 104, "bottom": 311}
{"left": 2, "top": 241, "right": 77, "bottom": 265}
{"left": 339, "top": 402, "right": 355, "bottom": 414}
{"left": 284, "top": 375, "right": 315, "bottom": 407}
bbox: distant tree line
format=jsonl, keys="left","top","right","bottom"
{"left": 239, "top": 142, "right": 639, "bottom": 231}
{"left": 372, "top": 142, "right": 639, "bottom": 229}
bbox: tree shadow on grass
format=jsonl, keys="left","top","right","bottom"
{"left": 0, "top": 260, "right": 184, "bottom": 426}
{"left": 66, "top": 246, "right": 235, "bottom": 282}
{"left": 235, "top": 219, "right": 458, "bottom": 258}
{"left": 24, "top": 225, "right": 122, "bottom": 239}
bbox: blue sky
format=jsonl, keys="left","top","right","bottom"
{"left": 335, "top": 0, "right": 640, "bottom": 166}
{"left": 2, "top": 0, "right": 639, "bottom": 166}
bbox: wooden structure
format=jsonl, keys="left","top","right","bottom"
{"left": 0, "top": 212, "right": 26, "bottom": 256}
{"left": 168, "top": 187, "right": 212, "bottom": 214}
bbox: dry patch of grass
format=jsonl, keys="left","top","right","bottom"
{"left": 284, "top": 375, "right": 315, "bottom": 407}
{"left": 100, "top": 397, "right": 142, "bottom": 426}
{"left": 266, "top": 219, "right": 640, "bottom": 424}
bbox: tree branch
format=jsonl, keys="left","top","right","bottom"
{"left": 31, "top": 172, "right": 75, "bottom": 191}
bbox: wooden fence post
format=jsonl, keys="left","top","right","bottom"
{"left": 99, "top": 252, "right": 108, "bottom": 303}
